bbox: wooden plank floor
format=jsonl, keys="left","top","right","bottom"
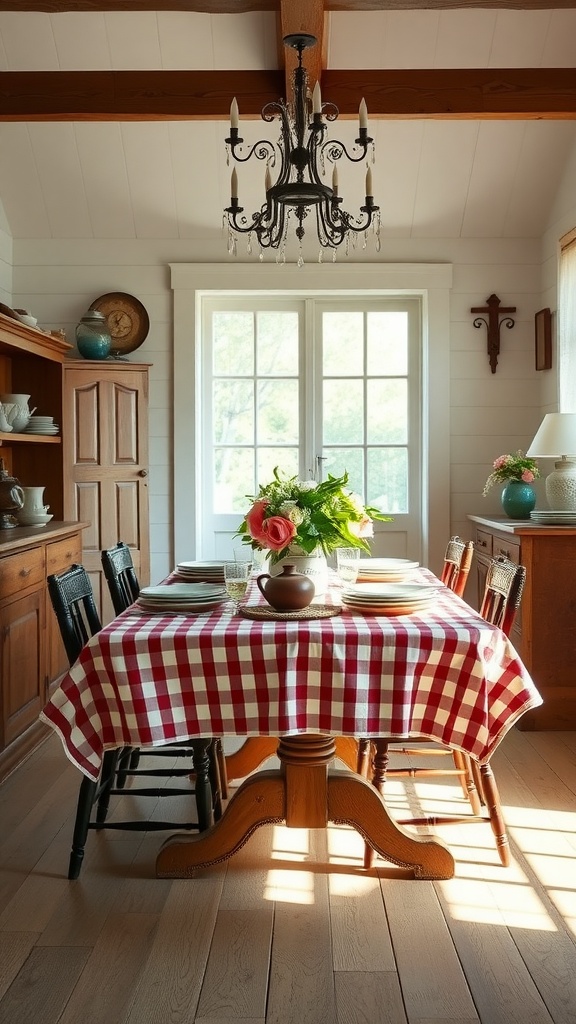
{"left": 0, "top": 729, "right": 575, "bottom": 1024}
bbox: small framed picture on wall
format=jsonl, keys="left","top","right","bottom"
{"left": 535, "top": 308, "right": 552, "bottom": 370}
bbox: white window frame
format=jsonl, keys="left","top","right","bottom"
{"left": 559, "top": 228, "right": 576, "bottom": 413}
{"left": 172, "top": 262, "right": 453, "bottom": 575}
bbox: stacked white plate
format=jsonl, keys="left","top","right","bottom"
{"left": 136, "top": 582, "right": 227, "bottom": 613}
{"left": 341, "top": 582, "right": 438, "bottom": 616}
{"left": 174, "top": 560, "right": 226, "bottom": 584}
{"left": 24, "top": 415, "right": 59, "bottom": 435}
{"left": 529, "top": 510, "right": 576, "bottom": 525}
{"left": 356, "top": 557, "right": 420, "bottom": 583}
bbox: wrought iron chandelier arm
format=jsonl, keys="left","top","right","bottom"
{"left": 225, "top": 200, "right": 287, "bottom": 251}
{"left": 321, "top": 136, "right": 373, "bottom": 167}
{"left": 316, "top": 201, "right": 346, "bottom": 249}
{"left": 226, "top": 138, "right": 277, "bottom": 166}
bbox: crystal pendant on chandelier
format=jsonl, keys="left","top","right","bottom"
{"left": 223, "top": 33, "right": 381, "bottom": 264}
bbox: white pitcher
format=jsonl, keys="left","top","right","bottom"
{"left": 21, "top": 486, "right": 46, "bottom": 514}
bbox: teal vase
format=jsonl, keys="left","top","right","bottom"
{"left": 501, "top": 480, "right": 536, "bottom": 519}
{"left": 76, "top": 310, "right": 111, "bottom": 360}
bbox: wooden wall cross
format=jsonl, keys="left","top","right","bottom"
{"left": 471, "top": 293, "right": 516, "bottom": 374}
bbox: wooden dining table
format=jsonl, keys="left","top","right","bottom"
{"left": 40, "top": 568, "right": 542, "bottom": 880}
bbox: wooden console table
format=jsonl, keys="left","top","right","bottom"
{"left": 468, "top": 515, "right": 576, "bottom": 729}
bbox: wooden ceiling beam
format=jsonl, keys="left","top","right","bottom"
{"left": 1, "top": 68, "right": 576, "bottom": 120}
{"left": 4, "top": 1, "right": 576, "bottom": 11}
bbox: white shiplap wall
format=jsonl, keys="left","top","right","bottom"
{"left": 540, "top": 135, "right": 576, "bottom": 417}
{"left": 0, "top": 209, "right": 12, "bottom": 306}
{"left": 9, "top": 230, "right": 549, "bottom": 583}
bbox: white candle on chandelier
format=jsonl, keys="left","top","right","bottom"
{"left": 359, "top": 98, "right": 368, "bottom": 130}
{"left": 231, "top": 167, "right": 238, "bottom": 199}
{"left": 365, "top": 166, "right": 373, "bottom": 196}
{"left": 312, "top": 81, "right": 322, "bottom": 115}
{"left": 230, "top": 97, "right": 239, "bottom": 130}
{"left": 332, "top": 165, "right": 339, "bottom": 195}
{"left": 265, "top": 164, "right": 272, "bottom": 191}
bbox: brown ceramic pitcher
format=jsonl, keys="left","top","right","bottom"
{"left": 257, "top": 563, "right": 315, "bottom": 611}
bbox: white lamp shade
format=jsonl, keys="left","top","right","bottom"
{"left": 526, "top": 413, "right": 576, "bottom": 511}
{"left": 526, "top": 413, "right": 576, "bottom": 458}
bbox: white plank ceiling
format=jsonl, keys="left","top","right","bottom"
{"left": 0, "top": 8, "right": 575, "bottom": 241}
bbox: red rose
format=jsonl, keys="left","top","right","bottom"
{"left": 245, "top": 499, "right": 269, "bottom": 544}
{"left": 261, "top": 516, "right": 297, "bottom": 551}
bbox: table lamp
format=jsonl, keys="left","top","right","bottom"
{"left": 526, "top": 413, "right": 576, "bottom": 510}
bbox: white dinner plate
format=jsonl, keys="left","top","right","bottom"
{"left": 139, "top": 583, "right": 226, "bottom": 600}
{"left": 342, "top": 582, "right": 436, "bottom": 601}
{"left": 136, "top": 598, "right": 225, "bottom": 613}
{"left": 530, "top": 510, "right": 576, "bottom": 517}
{"left": 357, "top": 558, "right": 420, "bottom": 572}
{"left": 175, "top": 565, "right": 226, "bottom": 573}
{"left": 175, "top": 560, "right": 226, "bottom": 579}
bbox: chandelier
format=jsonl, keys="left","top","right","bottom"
{"left": 224, "top": 33, "right": 380, "bottom": 265}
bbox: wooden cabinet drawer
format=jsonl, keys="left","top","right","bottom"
{"left": 46, "top": 534, "right": 82, "bottom": 576}
{"left": 0, "top": 546, "right": 45, "bottom": 600}
{"left": 474, "top": 528, "right": 492, "bottom": 557}
{"left": 492, "top": 536, "right": 520, "bottom": 564}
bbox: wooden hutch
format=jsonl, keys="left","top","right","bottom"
{"left": 0, "top": 312, "right": 85, "bottom": 781}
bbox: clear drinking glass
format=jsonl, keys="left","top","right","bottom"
{"left": 336, "top": 547, "right": 361, "bottom": 584}
{"left": 224, "top": 560, "right": 252, "bottom": 613}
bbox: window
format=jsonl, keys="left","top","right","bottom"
{"left": 200, "top": 297, "right": 421, "bottom": 557}
{"left": 171, "top": 263, "right": 452, "bottom": 573}
{"left": 559, "top": 229, "right": 576, "bottom": 412}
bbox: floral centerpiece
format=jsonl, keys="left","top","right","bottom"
{"left": 483, "top": 450, "right": 539, "bottom": 496}
{"left": 236, "top": 467, "right": 390, "bottom": 566}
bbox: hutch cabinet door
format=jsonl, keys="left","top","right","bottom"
{"left": 62, "top": 363, "right": 150, "bottom": 623}
{"left": 0, "top": 588, "right": 45, "bottom": 749}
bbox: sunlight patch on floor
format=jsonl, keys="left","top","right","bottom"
{"left": 545, "top": 890, "right": 576, "bottom": 938}
{"left": 270, "top": 824, "right": 310, "bottom": 860}
{"left": 503, "top": 804, "right": 576, "bottom": 833}
{"left": 439, "top": 872, "right": 558, "bottom": 930}
{"left": 265, "top": 825, "right": 316, "bottom": 904}
{"left": 264, "top": 868, "right": 316, "bottom": 904}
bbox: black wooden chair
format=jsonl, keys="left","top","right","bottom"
{"left": 100, "top": 540, "right": 140, "bottom": 615}
{"left": 48, "top": 562, "right": 222, "bottom": 880}
{"left": 101, "top": 541, "right": 229, "bottom": 798}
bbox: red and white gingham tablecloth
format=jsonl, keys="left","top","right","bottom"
{"left": 40, "top": 572, "right": 543, "bottom": 782}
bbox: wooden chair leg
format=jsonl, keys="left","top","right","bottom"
{"left": 356, "top": 738, "right": 372, "bottom": 778}
{"left": 364, "top": 739, "right": 390, "bottom": 869}
{"left": 190, "top": 739, "right": 214, "bottom": 831}
{"left": 68, "top": 775, "right": 98, "bottom": 880}
{"left": 479, "top": 762, "right": 510, "bottom": 866}
{"left": 470, "top": 758, "right": 485, "bottom": 806}
{"left": 215, "top": 737, "right": 229, "bottom": 800}
{"left": 115, "top": 746, "right": 133, "bottom": 789}
{"left": 95, "top": 750, "right": 120, "bottom": 824}
{"left": 208, "top": 739, "right": 224, "bottom": 821}
{"left": 452, "top": 750, "right": 482, "bottom": 815}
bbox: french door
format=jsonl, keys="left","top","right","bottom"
{"left": 199, "top": 296, "right": 422, "bottom": 560}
